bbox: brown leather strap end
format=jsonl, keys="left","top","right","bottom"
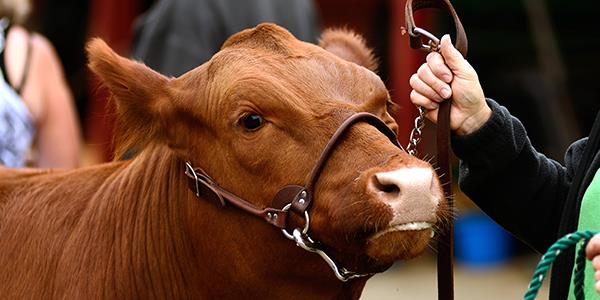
{"left": 186, "top": 173, "right": 290, "bottom": 228}
{"left": 186, "top": 171, "right": 227, "bottom": 207}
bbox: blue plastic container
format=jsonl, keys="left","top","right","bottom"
{"left": 454, "top": 212, "right": 514, "bottom": 268}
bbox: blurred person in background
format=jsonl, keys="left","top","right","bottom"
{"left": 0, "top": 0, "right": 80, "bottom": 168}
{"left": 131, "top": 0, "right": 319, "bottom": 77}
{"left": 410, "top": 35, "right": 600, "bottom": 299}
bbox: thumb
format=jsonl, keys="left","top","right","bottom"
{"left": 439, "top": 34, "right": 466, "bottom": 72}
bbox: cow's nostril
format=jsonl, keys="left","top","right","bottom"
{"left": 372, "top": 174, "right": 400, "bottom": 195}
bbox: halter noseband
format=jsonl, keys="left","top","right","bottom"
{"left": 184, "top": 112, "right": 401, "bottom": 281}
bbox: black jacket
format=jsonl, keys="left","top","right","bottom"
{"left": 452, "top": 99, "right": 600, "bottom": 299}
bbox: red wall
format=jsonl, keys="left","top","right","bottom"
{"left": 86, "top": 0, "right": 140, "bottom": 161}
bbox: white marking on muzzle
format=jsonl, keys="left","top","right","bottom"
{"left": 370, "top": 221, "right": 433, "bottom": 240}
{"left": 369, "top": 167, "right": 441, "bottom": 240}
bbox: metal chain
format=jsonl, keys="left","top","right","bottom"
{"left": 406, "top": 105, "right": 427, "bottom": 156}
{"left": 279, "top": 203, "right": 373, "bottom": 281}
{"left": 405, "top": 29, "right": 440, "bottom": 157}
{"left": 288, "top": 228, "right": 374, "bottom": 282}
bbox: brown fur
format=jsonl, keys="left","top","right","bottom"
{"left": 0, "top": 23, "right": 446, "bottom": 299}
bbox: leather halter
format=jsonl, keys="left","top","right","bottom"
{"left": 185, "top": 112, "right": 401, "bottom": 280}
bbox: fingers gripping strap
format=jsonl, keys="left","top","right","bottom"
{"left": 405, "top": 0, "right": 468, "bottom": 57}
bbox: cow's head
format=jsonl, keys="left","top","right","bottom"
{"left": 88, "top": 23, "right": 446, "bottom": 276}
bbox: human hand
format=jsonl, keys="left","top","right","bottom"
{"left": 586, "top": 233, "right": 600, "bottom": 294}
{"left": 409, "top": 35, "right": 491, "bottom": 135}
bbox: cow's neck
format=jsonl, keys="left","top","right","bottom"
{"left": 78, "top": 144, "right": 369, "bottom": 299}
{"left": 51, "top": 144, "right": 201, "bottom": 298}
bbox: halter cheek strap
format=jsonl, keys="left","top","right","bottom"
{"left": 185, "top": 112, "right": 400, "bottom": 230}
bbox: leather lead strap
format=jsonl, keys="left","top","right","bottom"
{"left": 436, "top": 98, "right": 454, "bottom": 300}
{"left": 404, "top": 0, "right": 468, "bottom": 299}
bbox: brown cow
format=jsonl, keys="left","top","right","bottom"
{"left": 0, "top": 23, "right": 446, "bottom": 299}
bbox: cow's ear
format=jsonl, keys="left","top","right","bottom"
{"left": 319, "top": 28, "right": 378, "bottom": 72}
{"left": 87, "top": 38, "right": 172, "bottom": 157}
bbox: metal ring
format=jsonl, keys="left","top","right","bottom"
{"left": 413, "top": 27, "right": 440, "bottom": 44}
{"left": 280, "top": 203, "right": 310, "bottom": 240}
{"left": 290, "top": 229, "right": 373, "bottom": 282}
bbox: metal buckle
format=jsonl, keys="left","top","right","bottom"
{"left": 280, "top": 202, "right": 310, "bottom": 240}
{"left": 412, "top": 27, "right": 441, "bottom": 53}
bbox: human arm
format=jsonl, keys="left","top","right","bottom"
{"left": 131, "top": 0, "right": 223, "bottom": 76}
{"left": 409, "top": 35, "right": 575, "bottom": 251}
{"left": 30, "top": 34, "right": 80, "bottom": 168}
{"left": 451, "top": 99, "right": 575, "bottom": 251}
{"left": 5, "top": 26, "right": 80, "bottom": 168}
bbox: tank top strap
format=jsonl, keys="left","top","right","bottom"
{"left": 13, "top": 35, "right": 32, "bottom": 94}
{"left": 0, "top": 19, "right": 10, "bottom": 85}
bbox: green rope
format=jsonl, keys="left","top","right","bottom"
{"left": 524, "top": 230, "right": 598, "bottom": 300}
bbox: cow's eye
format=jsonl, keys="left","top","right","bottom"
{"left": 240, "top": 113, "right": 264, "bottom": 131}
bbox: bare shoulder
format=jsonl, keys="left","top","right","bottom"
{"left": 4, "top": 26, "right": 59, "bottom": 65}
{"left": 29, "top": 32, "right": 62, "bottom": 69}
{"left": 5, "top": 25, "right": 28, "bottom": 47}
{"left": 4, "top": 25, "right": 30, "bottom": 85}
{"left": 5, "top": 27, "right": 63, "bottom": 83}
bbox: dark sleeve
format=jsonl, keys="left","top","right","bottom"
{"left": 131, "top": 0, "right": 224, "bottom": 77}
{"left": 451, "top": 99, "right": 585, "bottom": 252}
{"left": 131, "top": 0, "right": 319, "bottom": 77}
